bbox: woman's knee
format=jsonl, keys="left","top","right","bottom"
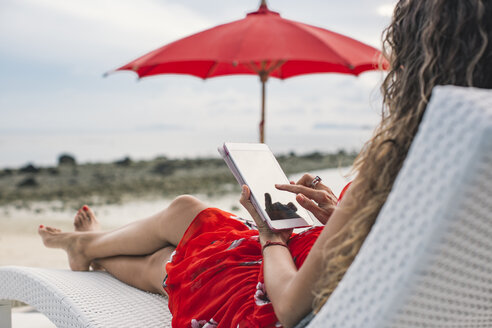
{"left": 169, "top": 195, "right": 206, "bottom": 213}
{"left": 160, "top": 195, "right": 207, "bottom": 241}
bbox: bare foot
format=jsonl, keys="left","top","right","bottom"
{"left": 73, "top": 205, "right": 105, "bottom": 271}
{"left": 74, "top": 205, "right": 100, "bottom": 232}
{"left": 38, "top": 225, "right": 92, "bottom": 271}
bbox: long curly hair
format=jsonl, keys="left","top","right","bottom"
{"left": 313, "top": 0, "right": 492, "bottom": 312}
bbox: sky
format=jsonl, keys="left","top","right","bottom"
{"left": 0, "top": 0, "right": 396, "bottom": 167}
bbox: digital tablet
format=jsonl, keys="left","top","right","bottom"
{"left": 218, "top": 142, "right": 314, "bottom": 230}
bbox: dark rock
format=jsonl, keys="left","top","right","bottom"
{"left": 0, "top": 169, "right": 13, "bottom": 178}
{"left": 48, "top": 168, "right": 59, "bottom": 175}
{"left": 180, "top": 160, "right": 193, "bottom": 169}
{"left": 115, "top": 156, "right": 132, "bottom": 167}
{"left": 92, "top": 172, "right": 107, "bottom": 183}
{"left": 20, "top": 164, "right": 39, "bottom": 174}
{"left": 58, "top": 154, "right": 76, "bottom": 166}
{"left": 153, "top": 162, "right": 175, "bottom": 176}
{"left": 303, "top": 151, "right": 323, "bottom": 160}
{"left": 18, "top": 177, "right": 39, "bottom": 188}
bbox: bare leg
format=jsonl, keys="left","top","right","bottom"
{"left": 39, "top": 195, "right": 207, "bottom": 271}
{"left": 94, "top": 246, "right": 175, "bottom": 295}
{"left": 73, "top": 204, "right": 173, "bottom": 294}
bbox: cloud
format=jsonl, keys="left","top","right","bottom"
{"left": 377, "top": 3, "right": 396, "bottom": 17}
{"left": 135, "top": 124, "right": 184, "bottom": 132}
{"left": 0, "top": 0, "right": 213, "bottom": 67}
{"left": 313, "top": 123, "right": 374, "bottom": 130}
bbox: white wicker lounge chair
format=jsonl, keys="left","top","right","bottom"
{"left": 1, "top": 85, "right": 491, "bottom": 327}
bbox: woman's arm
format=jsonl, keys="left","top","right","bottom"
{"left": 240, "top": 184, "right": 355, "bottom": 327}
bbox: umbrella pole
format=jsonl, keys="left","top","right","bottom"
{"left": 257, "top": 61, "right": 283, "bottom": 143}
{"left": 260, "top": 79, "right": 266, "bottom": 143}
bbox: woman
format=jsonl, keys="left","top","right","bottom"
{"left": 39, "top": 1, "right": 492, "bottom": 327}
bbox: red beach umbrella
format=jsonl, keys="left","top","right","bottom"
{"left": 111, "top": 0, "right": 386, "bottom": 143}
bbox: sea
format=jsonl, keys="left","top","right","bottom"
{"left": 0, "top": 127, "right": 374, "bottom": 169}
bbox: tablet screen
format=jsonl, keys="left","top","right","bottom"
{"left": 226, "top": 145, "right": 312, "bottom": 225}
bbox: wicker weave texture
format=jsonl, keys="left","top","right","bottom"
{"left": 0, "top": 266, "right": 172, "bottom": 327}
{"left": 308, "top": 86, "right": 492, "bottom": 328}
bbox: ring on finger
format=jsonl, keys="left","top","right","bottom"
{"left": 310, "top": 176, "right": 322, "bottom": 188}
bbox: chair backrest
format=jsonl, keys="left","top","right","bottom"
{"left": 308, "top": 86, "right": 492, "bottom": 327}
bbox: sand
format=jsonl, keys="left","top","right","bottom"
{"left": 11, "top": 306, "right": 56, "bottom": 328}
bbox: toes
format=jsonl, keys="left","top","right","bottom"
{"left": 39, "top": 226, "right": 57, "bottom": 235}
{"left": 74, "top": 212, "right": 82, "bottom": 227}
{"left": 74, "top": 205, "right": 100, "bottom": 232}
{"left": 79, "top": 206, "right": 90, "bottom": 222}
{"left": 76, "top": 206, "right": 91, "bottom": 221}
{"left": 77, "top": 210, "right": 87, "bottom": 223}
{"left": 82, "top": 205, "right": 96, "bottom": 221}
{"left": 86, "top": 207, "right": 97, "bottom": 221}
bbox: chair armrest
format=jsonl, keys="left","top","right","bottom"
{"left": 0, "top": 266, "right": 172, "bottom": 327}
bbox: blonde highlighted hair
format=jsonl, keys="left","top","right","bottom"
{"left": 313, "top": 0, "right": 492, "bottom": 312}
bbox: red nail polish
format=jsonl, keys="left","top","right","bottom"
{"left": 83, "top": 205, "right": 88, "bottom": 211}
{"left": 39, "top": 225, "right": 44, "bottom": 228}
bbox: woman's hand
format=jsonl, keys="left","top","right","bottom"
{"left": 239, "top": 185, "right": 292, "bottom": 245}
{"left": 276, "top": 173, "right": 338, "bottom": 225}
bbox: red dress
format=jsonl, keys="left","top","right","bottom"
{"left": 164, "top": 209, "right": 322, "bottom": 327}
{"left": 163, "top": 183, "right": 351, "bottom": 327}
